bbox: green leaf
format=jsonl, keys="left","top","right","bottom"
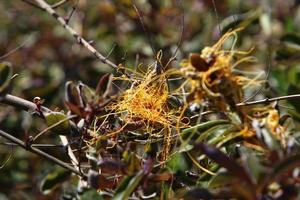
{"left": 220, "top": 10, "right": 260, "bottom": 34}
{"left": 275, "top": 33, "right": 300, "bottom": 63}
{"left": 161, "top": 181, "right": 171, "bottom": 200}
{"left": 0, "top": 62, "right": 13, "bottom": 95}
{"left": 95, "top": 73, "right": 112, "bottom": 96}
{"left": 45, "top": 112, "right": 71, "bottom": 135}
{"left": 81, "top": 190, "right": 103, "bottom": 200}
{"left": 209, "top": 171, "right": 257, "bottom": 200}
{"left": 288, "top": 84, "right": 300, "bottom": 114}
{"left": 214, "top": 131, "right": 241, "bottom": 147}
{"left": 178, "top": 143, "right": 194, "bottom": 153}
{"left": 113, "top": 171, "right": 144, "bottom": 200}
{"left": 81, "top": 84, "right": 95, "bottom": 105}
{"left": 40, "top": 169, "right": 70, "bottom": 195}
{"left": 167, "top": 96, "right": 183, "bottom": 109}
{"left": 167, "top": 152, "right": 189, "bottom": 173}
{"left": 65, "top": 81, "right": 83, "bottom": 107}
{"left": 208, "top": 171, "right": 233, "bottom": 189}
{"left": 239, "top": 147, "right": 266, "bottom": 184}
{"left": 194, "top": 143, "right": 254, "bottom": 189}
{"left": 181, "top": 120, "right": 230, "bottom": 140}
{"left": 281, "top": 32, "right": 300, "bottom": 46}
{"left": 197, "top": 124, "right": 233, "bottom": 143}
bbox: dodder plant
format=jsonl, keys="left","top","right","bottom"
{"left": 1, "top": 1, "right": 300, "bottom": 200}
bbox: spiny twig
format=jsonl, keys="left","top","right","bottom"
{"left": 29, "top": 0, "right": 118, "bottom": 69}
{"left": 236, "top": 94, "right": 300, "bottom": 106}
{"left": 0, "top": 94, "right": 81, "bottom": 176}
{"left": 0, "top": 129, "right": 84, "bottom": 177}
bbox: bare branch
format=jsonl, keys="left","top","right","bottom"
{"left": 0, "top": 94, "right": 81, "bottom": 176}
{"left": 0, "top": 129, "right": 84, "bottom": 177}
{"left": 0, "top": 142, "right": 66, "bottom": 148}
{"left": 236, "top": 94, "right": 300, "bottom": 106}
{"left": 0, "top": 94, "right": 51, "bottom": 117}
{"left": 31, "top": 0, "right": 118, "bottom": 69}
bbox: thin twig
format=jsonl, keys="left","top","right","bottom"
{"left": 236, "top": 94, "right": 300, "bottom": 106}
{"left": 0, "top": 129, "right": 84, "bottom": 177}
{"left": 0, "top": 142, "right": 65, "bottom": 148}
{"left": 77, "top": 135, "right": 84, "bottom": 176}
{"left": 0, "top": 36, "right": 31, "bottom": 60}
{"left": 65, "top": 0, "right": 79, "bottom": 24}
{"left": 51, "top": 0, "right": 70, "bottom": 9}
{"left": 172, "top": 0, "right": 185, "bottom": 58}
{"left": 242, "top": 53, "right": 271, "bottom": 103}
{"left": 132, "top": 3, "right": 156, "bottom": 55}
{"left": 0, "top": 145, "right": 13, "bottom": 170}
{"left": 59, "top": 135, "right": 79, "bottom": 167}
{"left": 33, "top": 115, "right": 77, "bottom": 141}
{"left": 211, "top": 0, "right": 221, "bottom": 36}
{"left": 31, "top": 0, "right": 118, "bottom": 69}
{"left": 0, "top": 94, "right": 81, "bottom": 175}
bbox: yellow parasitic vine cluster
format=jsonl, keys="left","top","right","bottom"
{"left": 179, "top": 28, "right": 287, "bottom": 145}
{"left": 99, "top": 29, "right": 286, "bottom": 161}
{"left": 180, "top": 28, "right": 260, "bottom": 110}
{"left": 110, "top": 70, "right": 176, "bottom": 129}
{"left": 107, "top": 67, "right": 185, "bottom": 161}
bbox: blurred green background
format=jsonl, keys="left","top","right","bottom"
{"left": 0, "top": 0, "right": 300, "bottom": 199}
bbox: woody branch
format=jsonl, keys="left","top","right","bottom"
{"left": 26, "top": 0, "right": 118, "bottom": 69}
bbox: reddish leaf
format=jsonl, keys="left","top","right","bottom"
{"left": 193, "top": 143, "right": 255, "bottom": 189}
{"left": 98, "top": 159, "right": 128, "bottom": 174}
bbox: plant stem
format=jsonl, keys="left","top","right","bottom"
{"left": 30, "top": 0, "right": 118, "bottom": 69}
{"left": 0, "top": 94, "right": 51, "bottom": 116}
{"left": 0, "top": 129, "right": 84, "bottom": 177}
{"left": 51, "top": 0, "right": 70, "bottom": 9}
{"left": 236, "top": 94, "right": 300, "bottom": 106}
{"left": 0, "top": 94, "right": 82, "bottom": 176}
